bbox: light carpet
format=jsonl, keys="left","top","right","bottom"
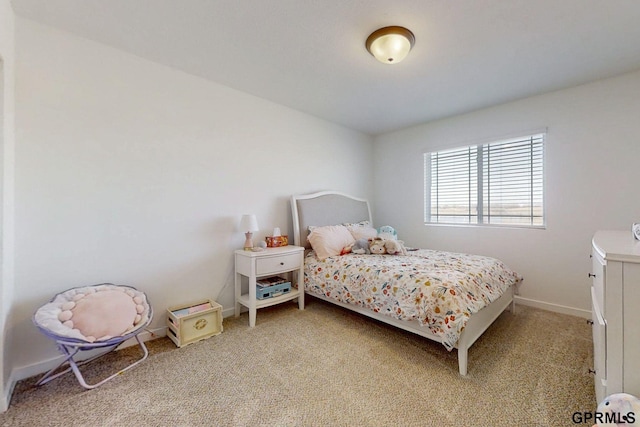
{"left": 1, "top": 298, "right": 595, "bottom": 426}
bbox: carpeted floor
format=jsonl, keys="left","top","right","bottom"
{"left": 1, "top": 298, "right": 595, "bottom": 426}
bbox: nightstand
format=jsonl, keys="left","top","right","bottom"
{"left": 234, "top": 245, "right": 305, "bottom": 327}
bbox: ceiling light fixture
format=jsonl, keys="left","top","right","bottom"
{"left": 365, "top": 26, "right": 415, "bottom": 64}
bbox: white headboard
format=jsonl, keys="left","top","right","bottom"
{"left": 290, "top": 191, "right": 373, "bottom": 250}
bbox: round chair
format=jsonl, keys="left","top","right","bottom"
{"left": 33, "top": 283, "right": 153, "bottom": 389}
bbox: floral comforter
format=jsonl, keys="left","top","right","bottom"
{"left": 304, "top": 249, "right": 522, "bottom": 350}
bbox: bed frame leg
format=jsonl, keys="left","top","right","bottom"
{"left": 458, "top": 346, "right": 468, "bottom": 376}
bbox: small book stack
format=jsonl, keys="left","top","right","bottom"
{"left": 170, "top": 301, "right": 212, "bottom": 318}
{"left": 256, "top": 276, "right": 291, "bottom": 299}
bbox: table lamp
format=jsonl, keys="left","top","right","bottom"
{"left": 239, "top": 214, "right": 259, "bottom": 250}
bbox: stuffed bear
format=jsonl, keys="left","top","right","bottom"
{"left": 369, "top": 238, "right": 387, "bottom": 254}
{"left": 377, "top": 225, "right": 398, "bottom": 241}
{"left": 384, "top": 239, "right": 407, "bottom": 255}
{"left": 351, "top": 238, "right": 371, "bottom": 254}
{"left": 593, "top": 393, "right": 640, "bottom": 426}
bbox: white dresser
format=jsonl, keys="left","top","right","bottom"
{"left": 591, "top": 230, "right": 640, "bottom": 403}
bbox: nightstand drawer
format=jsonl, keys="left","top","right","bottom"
{"left": 256, "top": 253, "right": 301, "bottom": 275}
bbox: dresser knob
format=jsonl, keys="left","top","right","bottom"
{"left": 587, "top": 319, "right": 594, "bottom": 325}
{"left": 588, "top": 273, "right": 596, "bottom": 278}
{"left": 280, "top": 262, "right": 284, "bottom": 265}
{"left": 588, "top": 368, "right": 596, "bottom": 375}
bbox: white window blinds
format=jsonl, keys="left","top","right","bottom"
{"left": 425, "top": 133, "right": 545, "bottom": 227}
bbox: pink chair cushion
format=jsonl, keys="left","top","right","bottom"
{"left": 64, "top": 289, "right": 141, "bottom": 341}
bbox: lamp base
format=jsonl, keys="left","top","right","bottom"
{"left": 243, "top": 232, "right": 254, "bottom": 251}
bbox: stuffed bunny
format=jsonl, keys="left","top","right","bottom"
{"left": 384, "top": 239, "right": 407, "bottom": 255}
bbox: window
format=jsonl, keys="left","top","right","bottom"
{"left": 425, "top": 132, "right": 545, "bottom": 227}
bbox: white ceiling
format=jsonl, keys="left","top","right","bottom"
{"left": 10, "top": 0, "right": 640, "bottom": 135}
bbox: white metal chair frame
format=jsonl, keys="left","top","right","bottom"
{"left": 33, "top": 284, "right": 153, "bottom": 390}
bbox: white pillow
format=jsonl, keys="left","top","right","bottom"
{"left": 307, "top": 225, "right": 355, "bottom": 260}
{"left": 344, "top": 221, "right": 378, "bottom": 240}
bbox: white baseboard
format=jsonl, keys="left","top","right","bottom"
{"left": 514, "top": 296, "right": 591, "bottom": 319}
{"left": 3, "top": 326, "right": 167, "bottom": 413}
{"left": 222, "top": 306, "right": 236, "bottom": 319}
{"left": 11, "top": 326, "right": 167, "bottom": 382}
{"left": 117, "top": 326, "right": 166, "bottom": 349}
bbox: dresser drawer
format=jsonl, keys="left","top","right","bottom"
{"left": 591, "top": 249, "right": 606, "bottom": 315}
{"left": 591, "top": 287, "right": 607, "bottom": 403}
{"left": 256, "top": 253, "right": 301, "bottom": 276}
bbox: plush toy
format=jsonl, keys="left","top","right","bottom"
{"left": 377, "top": 225, "right": 398, "bottom": 241}
{"left": 595, "top": 393, "right": 640, "bottom": 426}
{"left": 369, "top": 238, "right": 387, "bottom": 254}
{"left": 384, "top": 239, "right": 407, "bottom": 255}
{"left": 351, "top": 238, "right": 371, "bottom": 255}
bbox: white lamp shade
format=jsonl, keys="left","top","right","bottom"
{"left": 239, "top": 214, "right": 259, "bottom": 232}
{"left": 366, "top": 26, "right": 415, "bottom": 64}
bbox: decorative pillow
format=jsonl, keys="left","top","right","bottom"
{"left": 307, "top": 225, "right": 355, "bottom": 260}
{"left": 342, "top": 220, "right": 370, "bottom": 227}
{"left": 344, "top": 220, "right": 378, "bottom": 240}
{"left": 57, "top": 288, "right": 144, "bottom": 342}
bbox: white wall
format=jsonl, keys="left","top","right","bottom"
{"left": 12, "top": 8, "right": 640, "bottom": 400}
{"left": 12, "top": 18, "right": 373, "bottom": 378}
{"left": 0, "top": 0, "right": 16, "bottom": 412}
{"left": 373, "top": 70, "right": 640, "bottom": 316}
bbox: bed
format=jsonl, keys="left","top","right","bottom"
{"left": 290, "top": 190, "right": 522, "bottom": 375}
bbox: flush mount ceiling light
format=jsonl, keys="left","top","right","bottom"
{"left": 365, "top": 26, "right": 415, "bottom": 64}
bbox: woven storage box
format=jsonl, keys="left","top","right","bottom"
{"left": 166, "top": 299, "right": 223, "bottom": 348}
